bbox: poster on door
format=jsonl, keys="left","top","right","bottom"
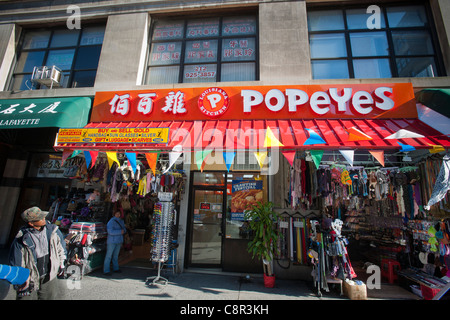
{"left": 230, "top": 180, "right": 263, "bottom": 221}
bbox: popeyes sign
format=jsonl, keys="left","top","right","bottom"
{"left": 90, "top": 83, "right": 417, "bottom": 122}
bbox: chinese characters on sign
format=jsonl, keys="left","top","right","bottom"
{"left": 162, "top": 91, "right": 186, "bottom": 114}
{"left": 109, "top": 91, "right": 185, "bottom": 116}
{"left": 0, "top": 100, "right": 61, "bottom": 127}
{"left": 222, "top": 39, "right": 255, "bottom": 60}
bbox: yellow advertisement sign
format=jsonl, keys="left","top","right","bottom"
{"left": 57, "top": 127, "right": 169, "bottom": 144}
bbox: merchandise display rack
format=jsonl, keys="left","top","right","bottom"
{"left": 146, "top": 193, "right": 175, "bottom": 286}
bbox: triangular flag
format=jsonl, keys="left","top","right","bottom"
{"left": 264, "top": 126, "right": 284, "bottom": 148}
{"left": 282, "top": 151, "right": 296, "bottom": 167}
{"left": 347, "top": 127, "right": 373, "bottom": 141}
{"left": 106, "top": 152, "right": 120, "bottom": 168}
{"left": 397, "top": 142, "right": 416, "bottom": 152}
{"left": 125, "top": 152, "right": 137, "bottom": 174}
{"left": 89, "top": 151, "right": 99, "bottom": 168}
{"left": 339, "top": 150, "right": 354, "bottom": 167}
{"left": 145, "top": 152, "right": 159, "bottom": 175}
{"left": 254, "top": 151, "right": 267, "bottom": 169}
{"left": 369, "top": 150, "right": 385, "bottom": 167}
{"left": 385, "top": 129, "right": 424, "bottom": 139}
{"left": 303, "top": 129, "right": 326, "bottom": 145}
{"left": 428, "top": 144, "right": 445, "bottom": 154}
{"left": 61, "top": 150, "right": 72, "bottom": 166}
{"left": 195, "top": 149, "right": 213, "bottom": 171}
{"left": 70, "top": 150, "right": 82, "bottom": 158}
{"left": 223, "top": 152, "right": 236, "bottom": 172}
{"left": 84, "top": 151, "right": 92, "bottom": 168}
{"left": 163, "top": 144, "right": 183, "bottom": 173}
{"left": 310, "top": 150, "right": 324, "bottom": 169}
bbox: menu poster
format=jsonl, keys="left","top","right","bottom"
{"left": 230, "top": 180, "right": 263, "bottom": 221}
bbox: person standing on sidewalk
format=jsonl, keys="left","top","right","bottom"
{"left": 103, "top": 211, "right": 127, "bottom": 275}
{"left": 9, "top": 207, "right": 67, "bottom": 300}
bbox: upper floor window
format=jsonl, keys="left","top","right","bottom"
{"left": 11, "top": 25, "right": 105, "bottom": 90}
{"left": 308, "top": 4, "right": 444, "bottom": 79}
{"left": 146, "top": 15, "right": 258, "bottom": 84}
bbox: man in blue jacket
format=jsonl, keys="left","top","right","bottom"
{"left": 103, "top": 211, "right": 127, "bottom": 275}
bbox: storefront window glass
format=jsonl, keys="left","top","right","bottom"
{"left": 45, "top": 49, "right": 75, "bottom": 70}
{"left": 308, "top": 10, "right": 345, "bottom": 31}
{"left": 346, "top": 8, "right": 386, "bottom": 30}
{"left": 386, "top": 5, "right": 428, "bottom": 28}
{"left": 193, "top": 172, "right": 226, "bottom": 187}
{"left": 396, "top": 57, "right": 436, "bottom": 77}
{"left": 222, "top": 16, "right": 256, "bottom": 36}
{"left": 391, "top": 31, "right": 434, "bottom": 56}
{"left": 308, "top": 4, "right": 443, "bottom": 79}
{"left": 312, "top": 60, "right": 349, "bottom": 79}
{"left": 149, "top": 41, "right": 182, "bottom": 66}
{"left": 147, "top": 66, "right": 179, "bottom": 84}
{"left": 186, "top": 18, "right": 220, "bottom": 38}
{"left": 353, "top": 58, "right": 392, "bottom": 78}
{"left": 310, "top": 33, "right": 347, "bottom": 59}
{"left": 185, "top": 40, "right": 218, "bottom": 63}
{"left": 22, "top": 31, "right": 51, "bottom": 49}
{"left": 147, "top": 14, "right": 257, "bottom": 84}
{"left": 183, "top": 64, "right": 217, "bottom": 83}
{"left": 50, "top": 29, "right": 80, "bottom": 47}
{"left": 221, "top": 62, "right": 255, "bottom": 81}
{"left": 12, "top": 25, "right": 105, "bottom": 90}
{"left": 349, "top": 32, "right": 389, "bottom": 57}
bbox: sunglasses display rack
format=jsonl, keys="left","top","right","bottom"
{"left": 147, "top": 199, "right": 175, "bottom": 286}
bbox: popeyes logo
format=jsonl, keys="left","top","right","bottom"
{"left": 198, "top": 87, "right": 229, "bottom": 117}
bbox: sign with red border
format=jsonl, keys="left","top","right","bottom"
{"left": 90, "top": 83, "right": 417, "bottom": 123}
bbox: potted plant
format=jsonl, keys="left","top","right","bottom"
{"left": 244, "top": 201, "right": 280, "bottom": 288}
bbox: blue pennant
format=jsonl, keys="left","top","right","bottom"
{"left": 303, "top": 129, "right": 326, "bottom": 146}
{"left": 223, "top": 152, "right": 236, "bottom": 172}
{"left": 397, "top": 142, "right": 415, "bottom": 152}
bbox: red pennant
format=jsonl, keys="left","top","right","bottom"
{"left": 282, "top": 151, "right": 296, "bottom": 167}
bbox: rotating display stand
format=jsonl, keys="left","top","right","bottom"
{"left": 146, "top": 192, "right": 175, "bottom": 286}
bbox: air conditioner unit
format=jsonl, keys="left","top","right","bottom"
{"left": 31, "top": 66, "right": 64, "bottom": 88}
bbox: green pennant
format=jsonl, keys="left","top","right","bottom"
{"left": 195, "top": 149, "right": 213, "bottom": 171}
{"left": 310, "top": 150, "right": 324, "bottom": 169}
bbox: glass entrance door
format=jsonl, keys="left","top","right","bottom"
{"left": 189, "top": 188, "right": 225, "bottom": 266}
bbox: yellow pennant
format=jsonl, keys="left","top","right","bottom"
{"left": 106, "top": 152, "right": 120, "bottom": 168}
{"left": 264, "top": 126, "right": 284, "bottom": 148}
{"left": 254, "top": 151, "right": 267, "bottom": 168}
{"left": 428, "top": 144, "right": 445, "bottom": 154}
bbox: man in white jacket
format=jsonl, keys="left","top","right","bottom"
{"left": 9, "top": 207, "right": 67, "bottom": 300}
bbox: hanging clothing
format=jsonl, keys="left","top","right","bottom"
{"left": 425, "top": 155, "right": 450, "bottom": 210}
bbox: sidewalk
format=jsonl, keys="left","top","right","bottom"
{"left": 0, "top": 248, "right": 418, "bottom": 301}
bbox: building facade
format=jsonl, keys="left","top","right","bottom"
{"left": 0, "top": 0, "right": 449, "bottom": 278}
